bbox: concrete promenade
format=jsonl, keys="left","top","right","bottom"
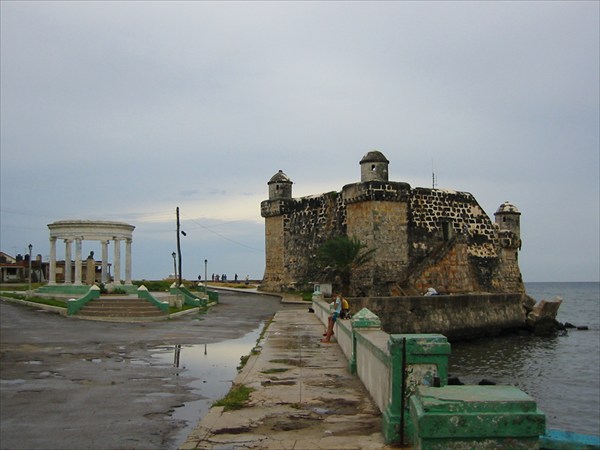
{"left": 180, "top": 308, "right": 393, "bottom": 450}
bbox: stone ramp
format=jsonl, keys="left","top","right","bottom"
{"left": 180, "top": 309, "right": 393, "bottom": 449}
{"left": 76, "top": 296, "right": 168, "bottom": 321}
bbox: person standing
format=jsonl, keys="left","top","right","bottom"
{"left": 321, "top": 293, "right": 342, "bottom": 343}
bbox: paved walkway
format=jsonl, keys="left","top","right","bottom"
{"left": 180, "top": 309, "right": 393, "bottom": 450}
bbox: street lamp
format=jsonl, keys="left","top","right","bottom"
{"left": 204, "top": 259, "right": 208, "bottom": 293}
{"left": 28, "top": 244, "right": 32, "bottom": 296}
{"left": 171, "top": 252, "right": 177, "bottom": 281}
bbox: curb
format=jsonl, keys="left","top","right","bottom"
{"left": 209, "top": 286, "right": 309, "bottom": 305}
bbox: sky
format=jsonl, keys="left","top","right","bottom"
{"left": 1, "top": 1, "right": 598, "bottom": 283}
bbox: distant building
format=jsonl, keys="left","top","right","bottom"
{"left": 0, "top": 251, "right": 108, "bottom": 284}
{"left": 0, "top": 252, "right": 47, "bottom": 283}
{"left": 261, "top": 151, "right": 523, "bottom": 296}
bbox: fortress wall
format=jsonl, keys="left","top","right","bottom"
{"left": 493, "top": 248, "right": 525, "bottom": 293}
{"left": 409, "top": 188, "right": 498, "bottom": 259}
{"left": 262, "top": 216, "right": 289, "bottom": 290}
{"left": 285, "top": 194, "right": 346, "bottom": 280}
{"left": 410, "top": 242, "right": 479, "bottom": 294}
{"left": 346, "top": 200, "right": 410, "bottom": 295}
{"left": 342, "top": 181, "right": 411, "bottom": 295}
{"left": 348, "top": 294, "right": 526, "bottom": 340}
{"left": 262, "top": 193, "right": 346, "bottom": 290}
{"left": 261, "top": 159, "right": 524, "bottom": 295}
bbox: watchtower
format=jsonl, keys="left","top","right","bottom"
{"left": 360, "top": 150, "right": 389, "bottom": 182}
{"left": 494, "top": 201, "right": 521, "bottom": 249}
{"left": 268, "top": 170, "right": 293, "bottom": 200}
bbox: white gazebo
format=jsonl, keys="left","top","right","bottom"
{"left": 47, "top": 220, "right": 135, "bottom": 286}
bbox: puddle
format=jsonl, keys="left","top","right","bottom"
{"left": 1, "top": 379, "right": 26, "bottom": 385}
{"left": 130, "top": 358, "right": 150, "bottom": 366}
{"left": 151, "top": 323, "right": 264, "bottom": 449}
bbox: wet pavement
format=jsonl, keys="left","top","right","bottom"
{"left": 1, "top": 289, "right": 392, "bottom": 449}
{"left": 0, "top": 290, "right": 295, "bottom": 450}
{"left": 180, "top": 309, "right": 392, "bottom": 450}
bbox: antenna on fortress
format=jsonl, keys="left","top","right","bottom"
{"left": 431, "top": 159, "right": 437, "bottom": 189}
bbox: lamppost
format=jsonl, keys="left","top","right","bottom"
{"left": 171, "top": 252, "right": 177, "bottom": 281}
{"left": 28, "top": 244, "right": 32, "bottom": 297}
{"left": 204, "top": 259, "right": 208, "bottom": 293}
{"left": 175, "top": 207, "right": 186, "bottom": 287}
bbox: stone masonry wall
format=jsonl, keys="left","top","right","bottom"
{"left": 262, "top": 192, "right": 346, "bottom": 291}
{"left": 346, "top": 200, "right": 409, "bottom": 296}
{"left": 409, "top": 241, "right": 479, "bottom": 294}
{"left": 348, "top": 294, "right": 527, "bottom": 341}
{"left": 409, "top": 188, "right": 498, "bottom": 259}
{"left": 262, "top": 180, "right": 524, "bottom": 295}
{"left": 262, "top": 216, "right": 289, "bottom": 291}
{"left": 493, "top": 248, "right": 524, "bottom": 293}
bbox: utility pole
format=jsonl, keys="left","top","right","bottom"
{"left": 28, "top": 244, "right": 32, "bottom": 297}
{"left": 176, "top": 207, "right": 182, "bottom": 286}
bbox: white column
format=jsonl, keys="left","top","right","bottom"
{"left": 101, "top": 240, "right": 109, "bottom": 283}
{"left": 74, "top": 238, "right": 82, "bottom": 285}
{"left": 113, "top": 238, "right": 121, "bottom": 284}
{"left": 64, "top": 239, "right": 72, "bottom": 284}
{"left": 49, "top": 237, "right": 57, "bottom": 285}
{"left": 125, "top": 238, "right": 132, "bottom": 285}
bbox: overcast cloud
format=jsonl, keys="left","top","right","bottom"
{"left": 1, "top": 1, "right": 598, "bottom": 282}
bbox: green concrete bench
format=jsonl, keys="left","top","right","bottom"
{"left": 410, "top": 385, "right": 546, "bottom": 449}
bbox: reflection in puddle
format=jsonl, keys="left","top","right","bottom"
{"left": 151, "top": 324, "right": 263, "bottom": 449}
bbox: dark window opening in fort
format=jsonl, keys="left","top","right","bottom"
{"left": 371, "top": 164, "right": 376, "bottom": 171}
{"left": 442, "top": 221, "right": 452, "bottom": 242}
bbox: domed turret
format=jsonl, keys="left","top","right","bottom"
{"left": 494, "top": 201, "right": 521, "bottom": 248}
{"left": 268, "top": 170, "right": 293, "bottom": 200}
{"left": 360, "top": 150, "right": 389, "bottom": 182}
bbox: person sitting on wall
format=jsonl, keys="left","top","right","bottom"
{"left": 321, "top": 293, "right": 342, "bottom": 343}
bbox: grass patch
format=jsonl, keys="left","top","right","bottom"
{"left": 237, "top": 346, "right": 261, "bottom": 370}
{"left": 236, "top": 314, "right": 276, "bottom": 371}
{"left": 168, "top": 305, "right": 196, "bottom": 314}
{"left": 268, "top": 358, "right": 306, "bottom": 367}
{"left": 286, "top": 290, "right": 313, "bottom": 301}
{"left": 261, "top": 367, "right": 289, "bottom": 374}
{"left": 213, "top": 384, "right": 254, "bottom": 411}
{"left": 0, "top": 292, "right": 66, "bottom": 308}
{"left": 0, "top": 283, "right": 45, "bottom": 291}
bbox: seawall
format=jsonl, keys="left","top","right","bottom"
{"left": 348, "top": 293, "right": 527, "bottom": 340}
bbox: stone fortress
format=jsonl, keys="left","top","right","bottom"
{"left": 261, "top": 150, "right": 524, "bottom": 297}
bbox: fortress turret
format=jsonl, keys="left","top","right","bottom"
{"left": 268, "top": 170, "right": 293, "bottom": 200}
{"left": 360, "top": 150, "right": 389, "bottom": 182}
{"left": 495, "top": 201, "right": 521, "bottom": 249}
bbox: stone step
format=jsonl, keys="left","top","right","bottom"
{"left": 84, "top": 300, "right": 156, "bottom": 307}
{"left": 78, "top": 310, "right": 166, "bottom": 317}
{"left": 77, "top": 297, "right": 167, "bottom": 318}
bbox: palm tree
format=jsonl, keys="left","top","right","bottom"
{"left": 316, "top": 236, "right": 376, "bottom": 295}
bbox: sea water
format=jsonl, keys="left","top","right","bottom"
{"left": 448, "top": 282, "right": 600, "bottom": 436}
